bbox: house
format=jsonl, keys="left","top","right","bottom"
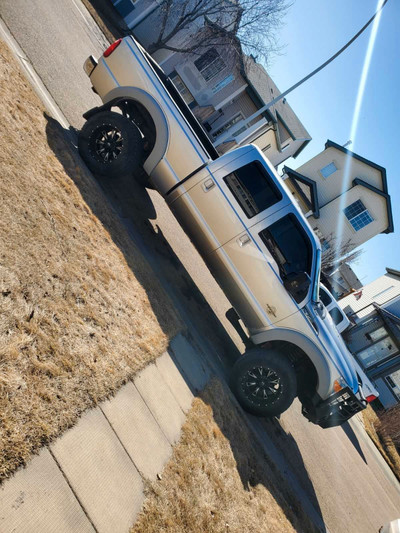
{"left": 158, "top": 45, "right": 311, "bottom": 164}
{"left": 238, "top": 56, "right": 312, "bottom": 166}
{"left": 324, "top": 262, "right": 362, "bottom": 299}
{"left": 108, "top": 0, "right": 311, "bottom": 166}
{"left": 282, "top": 140, "right": 394, "bottom": 254}
{"left": 339, "top": 268, "right": 400, "bottom": 408}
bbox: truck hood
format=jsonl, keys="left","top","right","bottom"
{"left": 307, "top": 304, "right": 359, "bottom": 394}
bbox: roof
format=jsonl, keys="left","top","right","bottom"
{"left": 325, "top": 140, "right": 394, "bottom": 234}
{"left": 386, "top": 268, "right": 400, "bottom": 278}
{"left": 240, "top": 55, "right": 311, "bottom": 157}
{"left": 374, "top": 303, "right": 400, "bottom": 326}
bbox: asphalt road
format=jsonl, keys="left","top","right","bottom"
{"left": 2, "top": 1, "right": 400, "bottom": 531}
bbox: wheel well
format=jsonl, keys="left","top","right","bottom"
{"left": 262, "top": 340, "right": 319, "bottom": 398}
{"left": 85, "top": 98, "right": 157, "bottom": 156}
{"left": 112, "top": 99, "right": 156, "bottom": 153}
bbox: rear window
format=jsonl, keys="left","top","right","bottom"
{"left": 259, "top": 214, "right": 312, "bottom": 278}
{"left": 224, "top": 161, "right": 282, "bottom": 219}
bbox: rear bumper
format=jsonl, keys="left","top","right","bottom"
{"left": 302, "top": 387, "right": 367, "bottom": 428}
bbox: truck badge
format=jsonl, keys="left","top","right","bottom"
{"left": 266, "top": 303, "right": 277, "bottom": 317}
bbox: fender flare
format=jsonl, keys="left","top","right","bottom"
{"left": 84, "top": 87, "right": 169, "bottom": 175}
{"left": 252, "top": 328, "right": 333, "bottom": 398}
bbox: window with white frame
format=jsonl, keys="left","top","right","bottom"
{"left": 320, "top": 162, "right": 337, "bottom": 178}
{"left": 194, "top": 48, "right": 226, "bottom": 82}
{"left": 343, "top": 200, "right": 373, "bottom": 231}
{"left": 170, "top": 72, "right": 195, "bottom": 107}
{"left": 357, "top": 335, "right": 398, "bottom": 368}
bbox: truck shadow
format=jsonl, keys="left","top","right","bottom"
{"left": 197, "top": 380, "right": 327, "bottom": 533}
{"left": 45, "top": 113, "right": 327, "bottom": 533}
{"left": 341, "top": 420, "right": 368, "bottom": 464}
{"left": 44, "top": 112, "right": 239, "bottom": 365}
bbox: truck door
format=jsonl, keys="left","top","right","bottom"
{"left": 207, "top": 153, "right": 305, "bottom": 331}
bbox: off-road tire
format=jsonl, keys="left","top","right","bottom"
{"left": 230, "top": 348, "right": 297, "bottom": 417}
{"left": 78, "top": 111, "right": 143, "bottom": 178}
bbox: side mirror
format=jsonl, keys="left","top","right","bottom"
{"left": 283, "top": 272, "right": 311, "bottom": 303}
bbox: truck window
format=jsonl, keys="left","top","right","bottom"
{"left": 224, "top": 162, "right": 282, "bottom": 219}
{"left": 259, "top": 214, "right": 312, "bottom": 279}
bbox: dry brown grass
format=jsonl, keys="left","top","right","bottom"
{"left": 362, "top": 405, "right": 400, "bottom": 482}
{"left": 0, "top": 43, "right": 180, "bottom": 481}
{"left": 379, "top": 405, "right": 400, "bottom": 447}
{"left": 132, "top": 380, "right": 319, "bottom": 533}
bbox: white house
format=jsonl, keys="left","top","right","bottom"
{"left": 282, "top": 140, "right": 394, "bottom": 254}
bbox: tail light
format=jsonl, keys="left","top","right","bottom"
{"left": 366, "top": 394, "right": 377, "bottom": 403}
{"left": 103, "top": 39, "right": 122, "bottom": 58}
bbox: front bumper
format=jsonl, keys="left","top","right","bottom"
{"left": 302, "top": 387, "right": 367, "bottom": 428}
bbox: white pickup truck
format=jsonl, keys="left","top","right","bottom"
{"left": 79, "top": 36, "right": 378, "bottom": 427}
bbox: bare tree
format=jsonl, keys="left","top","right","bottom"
{"left": 146, "top": 0, "right": 291, "bottom": 63}
{"left": 320, "top": 234, "right": 364, "bottom": 272}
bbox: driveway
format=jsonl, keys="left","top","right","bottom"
{"left": 1, "top": 1, "right": 400, "bottom": 531}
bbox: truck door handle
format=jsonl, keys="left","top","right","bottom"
{"left": 237, "top": 233, "right": 251, "bottom": 247}
{"left": 202, "top": 178, "right": 215, "bottom": 192}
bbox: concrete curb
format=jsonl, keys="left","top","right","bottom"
{"left": 0, "top": 334, "right": 199, "bottom": 533}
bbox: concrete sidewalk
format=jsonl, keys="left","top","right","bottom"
{"left": 0, "top": 334, "right": 211, "bottom": 533}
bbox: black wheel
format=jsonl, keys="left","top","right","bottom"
{"left": 78, "top": 111, "right": 143, "bottom": 178}
{"left": 230, "top": 349, "right": 297, "bottom": 417}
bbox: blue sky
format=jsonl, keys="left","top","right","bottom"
{"left": 268, "top": 0, "right": 399, "bottom": 285}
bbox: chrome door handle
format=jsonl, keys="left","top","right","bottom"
{"left": 237, "top": 233, "right": 251, "bottom": 247}
{"left": 202, "top": 178, "right": 215, "bottom": 192}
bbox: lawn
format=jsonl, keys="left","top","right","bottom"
{"left": 0, "top": 43, "right": 180, "bottom": 481}
{"left": 362, "top": 405, "right": 400, "bottom": 482}
{"left": 131, "top": 379, "right": 319, "bottom": 533}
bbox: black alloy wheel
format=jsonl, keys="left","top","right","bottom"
{"left": 230, "top": 348, "right": 297, "bottom": 417}
{"left": 240, "top": 365, "right": 283, "bottom": 408}
{"left": 90, "top": 124, "right": 123, "bottom": 163}
{"left": 78, "top": 110, "right": 143, "bottom": 179}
